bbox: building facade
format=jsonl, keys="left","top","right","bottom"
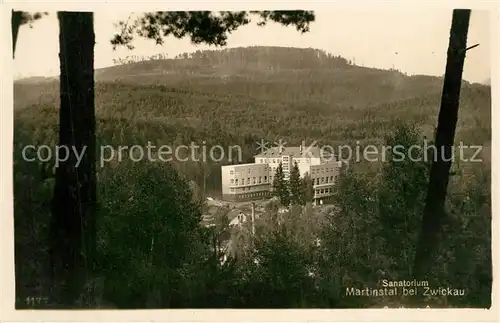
{"left": 221, "top": 145, "right": 342, "bottom": 204}
{"left": 221, "top": 163, "right": 272, "bottom": 201}
{"left": 309, "top": 163, "right": 340, "bottom": 204}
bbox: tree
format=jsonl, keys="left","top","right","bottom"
{"left": 377, "top": 124, "right": 429, "bottom": 276}
{"left": 197, "top": 157, "right": 211, "bottom": 197}
{"left": 188, "top": 180, "right": 204, "bottom": 206}
{"left": 301, "top": 173, "right": 314, "bottom": 205}
{"left": 413, "top": 9, "right": 473, "bottom": 278}
{"left": 110, "top": 11, "right": 315, "bottom": 49}
{"left": 272, "top": 162, "right": 290, "bottom": 207}
{"left": 49, "top": 12, "right": 96, "bottom": 306}
{"left": 97, "top": 162, "right": 208, "bottom": 308}
{"left": 289, "top": 162, "right": 302, "bottom": 205}
{"left": 239, "top": 228, "right": 317, "bottom": 307}
{"left": 11, "top": 11, "right": 47, "bottom": 57}
{"left": 318, "top": 167, "right": 380, "bottom": 307}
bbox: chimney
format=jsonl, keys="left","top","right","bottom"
{"left": 251, "top": 202, "right": 256, "bottom": 236}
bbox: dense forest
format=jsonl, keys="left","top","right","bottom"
{"left": 14, "top": 46, "right": 491, "bottom": 308}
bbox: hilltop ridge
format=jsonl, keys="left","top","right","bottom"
{"left": 15, "top": 46, "right": 461, "bottom": 87}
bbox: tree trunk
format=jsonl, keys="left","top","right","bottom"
{"left": 49, "top": 12, "right": 96, "bottom": 307}
{"left": 413, "top": 9, "right": 471, "bottom": 278}
{"left": 12, "top": 10, "right": 22, "bottom": 57}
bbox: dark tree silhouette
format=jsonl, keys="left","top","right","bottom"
{"left": 273, "top": 162, "right": 290, "bottom": 207}
{"left": 413, "top": 9, "right": 472, "bottom": 278}
{"left": 289, "top": 162, "right": 302, "bottom": 205}
{"left": 49, "top": 12, "right": 96, "bottom": 306}
{"left": 301, "top": 173, "right": 314, "bottom": 205}
{"left": 110, "top": 11, "right": 315, "bottom": 49}
{"left": 11, "top": 11, "right": 47, "bottom": 57}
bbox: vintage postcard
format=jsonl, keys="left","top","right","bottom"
{"left": 1, "top": 0, "right": 498, "bottom": 322}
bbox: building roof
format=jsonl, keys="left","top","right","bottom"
{"left": 221, "top": 162, "right": 267, "bottom": 169}
{"left": 254, "top": 146, "right": 326, "bottom": 158}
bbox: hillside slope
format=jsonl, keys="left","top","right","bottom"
{"left": 14, "top": 46, "right": 491, "bottom": 169}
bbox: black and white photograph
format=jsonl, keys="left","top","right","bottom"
{"left": 3, "top": 1, "right": 496, "bottom": 317}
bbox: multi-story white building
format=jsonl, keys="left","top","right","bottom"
{"left": 221, "top": 163, "right": 272, "bottom": 201}
{"left": 221, "top": 144, "right": 342, "bottom": 204}
{"left": 308, "top": 163, "right": 340, "bottom": 204}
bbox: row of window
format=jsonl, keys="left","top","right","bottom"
{"left": 315, "top": 187, "right": 334, "bottom": 195}
{"left": 229, "top": 167, "right": 269, "bottom": 176}
{"left": 229, "top": 173, "right": 337, "bottom": 186}
{"left": 230, "top": 186, "right": 268, "bottom": 193}
{"left": 311, "top": 167, "right": 336, "bottom": 175}
{"left": 227, "top": 166, "right": 337, "bottom": 182}
{"left": 314, "top": 176, "right": 336, "bottom": 185}
{"left": 254, "top": 160, "right": 337, "bottom": 174}
{"left": 228, "top": 186, "right": 333, "bottom": 196}
{"left": 258, "top": 158, "right": 312, "bottom": 165}
{"left": 230, "top": 176, "right": 269, "bottom": 186}
{"left": 233, "top": 191, "right": 269, "bottom": 199}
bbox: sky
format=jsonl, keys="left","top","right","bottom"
{"left": 13, "top": 9, "right": 491, "bottom": 84}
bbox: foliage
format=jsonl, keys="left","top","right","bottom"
{"left": 319, "top": 165, "right": 381, "bottom": 307}
{"left": 377, "top": 123, "right": 430, "bottom": 276}
{"left": 318, "top": 123, "right": 491, "bottom": 308}
{"left": 272, "top": 162, "right": 290, "bottom": 207}
{"left": 289, "top": 162, "right": 303, "bottom": 205}
{"left": 236, "top": 228, "right": 318, "bottom": 307}
{"left": 97, "top": 160, "right": 208, "bottom": 307}
{"left": 13, "top": 11, "right": 48, "bottom": 27}
{"left": 111, "top": 11, "right": 314, "bottom": 49}
{"left": 301, "top": 173, "right": 315, "bottom": 204}
{"left": 12, "top": 11, "right": 48, "bottom": 57}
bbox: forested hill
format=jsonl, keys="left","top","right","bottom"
{"left": 14, "top": 46, "right": 490, "bottom": 156}
{"left": 18, "top": 46, "right": 450, "bottom": 87}
{"left": 16, "top": 46, "right": 476, "bottom": 113}
{"left": 98, "top": 46, "right": 354, "bottom": 78}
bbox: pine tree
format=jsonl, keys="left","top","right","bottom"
{"left": 98, "top": 161, "right": 207, "bottom": 308}
{"left": 301, "top": 173, "right": 314, "bottom": 205}
{"left": 414, "top": 9, "right": 472, "bottom": 278}
{"left": 273, "top": 162, "right": 290, "bottom": 207}
{"left": 11, "top": 11, "right": 47, "bottom": 57}
{"left": 50, "top": 12, "right": 96, "bottom": 306}
{"left": 289, "top": 162, "right": 302, "bottom": 205}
